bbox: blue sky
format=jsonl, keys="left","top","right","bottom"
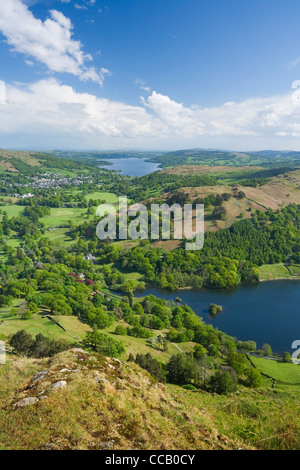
{"left": 1, "top": 0, "right": 300, "bottom": 150}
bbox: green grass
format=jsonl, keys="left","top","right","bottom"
{"left": 53, "top": 315, "right": 91, "bottom": 340}
{"left": 43, "top": 228, "right": 74, "bottom": 246}
{"left": 96, "top": 320, "right": 194, "bottom": 363}
{"left": 288, "top": 265, "right": 300, "bottom": 276}
{"left": 0, "top": 299, "right": 193, "bottom": 363}
{"left": 5, "top": 235, "right": 22, "bottom": 248}
{"left": 40, "top": 207, "right": 91, "bottom": 228}
{"left": 3, "top": 349, "right": 300, "bottom": 449}
{"left": 259, "top": 263, "right": 293, "bottom": 280}
{"left": 122, "top": 272, "right": 143, "bottom": 281}
{"left": 84, "top": 191, "right": 118, "bottom": 203}
{"left": 250, "top": 356, "right": 300, "bottom": 384}
{"left": 0, "top": 305, "right": 89, "bottom": 343}
{"left": 0, "top": 205, "right": 24, "bottom": 219}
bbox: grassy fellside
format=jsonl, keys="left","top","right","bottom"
{"left": 250, "top": 356, "right": 300, "bottom": 385}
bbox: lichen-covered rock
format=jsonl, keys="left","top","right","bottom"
{"left": 14, "top": 397, "right": 39, "bottom": 408}
{"left": 49, "top": 380, "right": 67, "bottom": 390}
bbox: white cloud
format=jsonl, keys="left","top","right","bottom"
{"left": 74, "top": 3, "right": 88, "bottom": 10}
{"left": 135, "top": 77, "right": 151, "bottom": 94}
{"left": 142, "top": 89, "right": 300, "bottom": 138}
{"left": 0, "top": 0, "right": 109, "bottom": 86}
{"left": 0, "top": 79, "right": 163, "bottom": 140}
{"left": 74, "top": 0, "right": 96, "bottom": 9}
{"left": 1, "top": 78, "right": 300, "bottom": 149}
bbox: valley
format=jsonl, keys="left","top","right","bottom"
{"left": 0, "top": 147, "right": 299, "bottom": 450}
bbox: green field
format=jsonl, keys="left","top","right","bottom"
{"left": 0, "top": 297, "right": 194, "bottom": 364}
{"left": 0, "top": 205, "right": 24, "bottom": 219}
{"left": 40, "top": 207, "right": 92, "bottom": 228}
{"left": 288, "top": 265, "right": 300, "bottom": 276}
{"left": 0, "top": 304, "right": 90, "bottom": 342}
{"left": 43, "top": 227, "right": 74, "bottom": 246}
{"left": 84, "top": 191, "right": 119, "bottom": 203}
{"left": 0, "top": 311, "right": 194, "bottom": 364}
{"left": 0, "top": 193, "right": 120, "bottom": 251}
{"left": 258, "top": 263, "right": 300, "bottom": 280}
{"left": 250, "top": 356, "right": 300, "bottom": 384}
{"left": 97, "top": 320, "right": 194, "bottom": 363}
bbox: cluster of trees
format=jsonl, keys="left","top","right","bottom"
{"left": 92, "top": 204, "right": 299, "bottom": 290}
{"left": 125, "top": 171, "right": 219, "bottom": 201}
{"left": 84, "top": 329, "right": 125, "bottom": 357}
{"left": 203, "top": 204, "right": 300, "bottom": 266}
{"left": 133, "top": 352, "right": 166, "bottom": 383}
{"left": 131, "top": 346, "right": 263, "bottom": 395}
{"left": 10, "top": 330, "right": 70, "bottom": 358}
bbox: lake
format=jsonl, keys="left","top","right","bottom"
{"left": 99, "top": 157, "right": 161, "bottom": 176}
{"left": 137, "top": 280, "right": 300, "bottom": 354}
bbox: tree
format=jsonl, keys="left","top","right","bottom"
{"left": 210, "top": 371, "right": 238, "bottom": 395}
{"left": 244, "top": 368, "right": 263, "bottom": 388}
{"left": 193, "top": 344, "right": 207, "bottom": 360}
{"left": 0, "top": 295, "right": 13, "bottom": 307}
{"left": 262, "top": 343, "right": 272, "bottom": 357}
{"left": 84, "top": 330, "right": 125, "bottom": 357}
{"left": 167, "top": 353, "right": 202, "bottom": 387}
{"left": 92, "top": 293, "right": 104, "bottom": 307}
{"left": 157, "top": 335, "right": 168, "bottom": 352}
{"left": 10, "top": 330, "right": 34, "bottom": 355}
{"left": 20, "top": 309, "right": 33, "bottom": 320}
{"left": 283, "top": 351, "right": 292, "bottom": 363}
{"left": 209, "top": 303, "right": 222, "bottom": 316}
{"left": 10, "top": 330, "right": 69, "bottom": 357}
{"left": 114, "top": 325, "right": 127, "bottom": 336}
{"left": 93, "top": 308, "right": 113, "bottom": 329}
{"left": 133, "top": 303, "right": 144, "bottom": 315}
{"left": 128, "top": 353, "right": 135, "bottom": 362}
{"left": 212, "top": 206, "right": 227, "bottom": 221}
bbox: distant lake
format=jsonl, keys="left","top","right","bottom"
{"left": 99, "top": 157, "right": 161, "bottom": 176}
{"left": 137, "top": 280, "right": 300, "bottom": 354}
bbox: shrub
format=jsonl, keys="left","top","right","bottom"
{"left": 84, "top": 330, "right": 125, "bottom": 357}
{"left": 114, "top": 325, "right": 127, "bottom": 336}
{"left": 210, "top": 371, "right": 238, "bottom": 395}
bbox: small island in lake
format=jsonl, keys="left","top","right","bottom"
{"left": 209, "top": 303, "right": 223, "bottom": 316}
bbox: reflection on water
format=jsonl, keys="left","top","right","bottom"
{"left": 99, "top": 157, "right": 161, "bottom": 176}
{"left": 137, "top": 280, "right": 300, "bottom": 353}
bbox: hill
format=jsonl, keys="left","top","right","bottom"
{"left": 0, "top": 148, "right": 103, "bottom": 175}
{"left": 133, "top": 167, "right": 299, "bottom": 235}
{"left": 146, "top": 149, "right": 300, "bottom": 169}
{"left": 2, "top": 348, "right": 300, "bottom": 450}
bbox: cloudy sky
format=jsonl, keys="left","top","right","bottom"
{"left": 1, "top": 0, "right": 300, "bottom": 150}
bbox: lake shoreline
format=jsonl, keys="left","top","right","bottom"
{"left": 260, "top": 276, "right": 300, "bottom": 282}
{"left": 138, "top": 280, "right": 300, "bottom": 353}
{"left": 98, "top": 157, "right": 161, "bottom": 176}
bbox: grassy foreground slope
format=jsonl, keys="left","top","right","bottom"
{"left": 2, "top": 349, "right": 300, "bottom": 450}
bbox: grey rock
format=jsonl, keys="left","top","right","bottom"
{"left": 31, "top": 371, "right": 48, "bottom": 383}
{"left": 70, "top": 348, "right": 89, "bottom": 354}
{"left": 14, "top": 397, "right": 39, "bottom": 408}
{"left": 49, "top": 380, "right": 67, "bottom": 390}
{"left": 94, "top": 377, "right": 109, "bottom": 384}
